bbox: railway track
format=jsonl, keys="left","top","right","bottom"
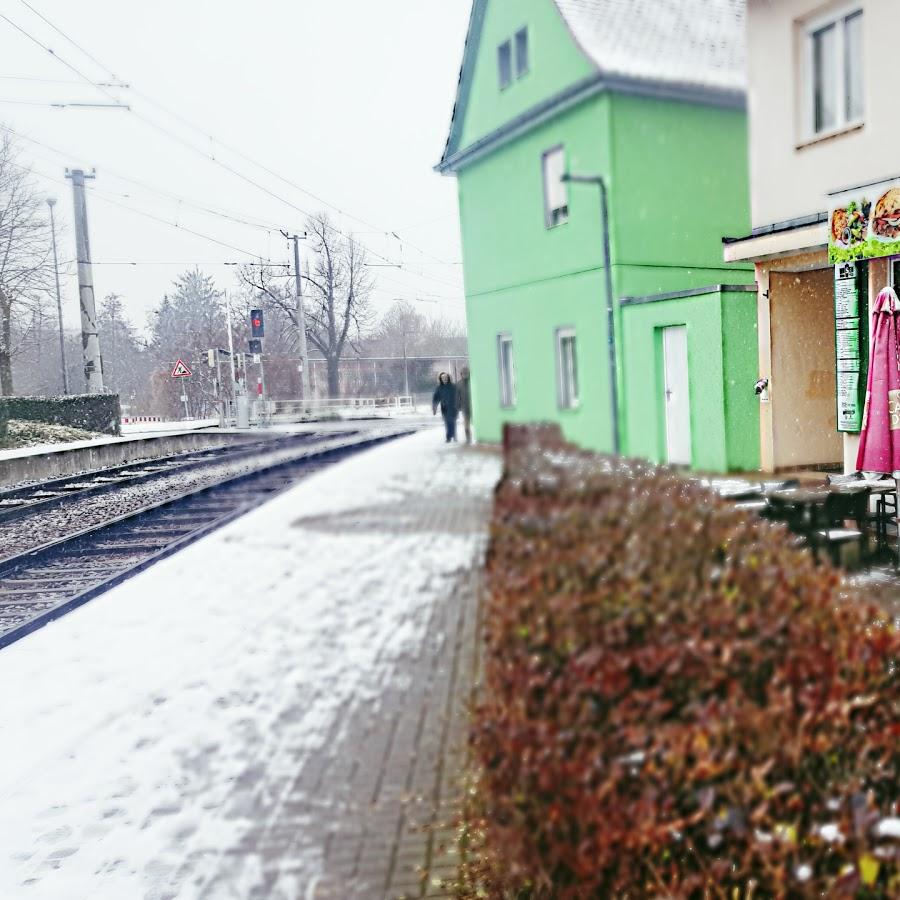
{"left": 0, "top": 431, "right": 326, "bottom": 524}
{"left": 0, "top": 428, "right": 409, "bottom": 650}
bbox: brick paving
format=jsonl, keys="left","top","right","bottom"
{"left": 288, "top": 490, "right": 491, "bottom": 899}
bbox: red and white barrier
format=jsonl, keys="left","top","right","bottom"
{"left": 121, "top": 416, "right": 162, "bottom": 424}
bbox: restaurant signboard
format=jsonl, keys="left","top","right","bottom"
{"left": 834, "top": 262, "right": 867, "bottom": 432}
{"left": 829, "top": 177, "right": 900, "bottom": 264}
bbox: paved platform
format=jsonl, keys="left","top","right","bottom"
{"left": 0, "top": 429, "right": 501, "bottom": 899}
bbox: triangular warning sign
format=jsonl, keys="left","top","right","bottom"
{"left": 171, "top": 359, "right": 192, "bottom": 377}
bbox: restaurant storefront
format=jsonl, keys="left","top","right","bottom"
{"left": 724, "top": 185, "right": 900, "bottom": 474}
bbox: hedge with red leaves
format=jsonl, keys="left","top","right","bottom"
{"left": 466, "top": 426, "right": 900, "bottom": 898}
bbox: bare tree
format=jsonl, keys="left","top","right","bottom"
{"left": 0, "top": 132, "right": 53, "bottom": 395}
{"left": 240, "top": 212, "right": 374, "bottom": 397}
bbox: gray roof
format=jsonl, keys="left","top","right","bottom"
{"left": 553, "top": 0, "right": 746, "bottom": 93}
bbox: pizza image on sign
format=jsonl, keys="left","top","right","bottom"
{"left": 171, "top": 359, "right": 192, "bottom": 377}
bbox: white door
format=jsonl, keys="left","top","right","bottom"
{"left": 662, "top": 325, "right": 692, "bottom": 466}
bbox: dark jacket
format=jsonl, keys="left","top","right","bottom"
{"left": 432, "top": 382, "right": 459, "bottom": 418}
{"left": 457, "top": 377, "right": 472, "bottom": 417}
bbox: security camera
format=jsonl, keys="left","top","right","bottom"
{"left": 754, "top": 378, "right": 769, "bottom": 396}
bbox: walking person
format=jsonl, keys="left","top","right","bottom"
{"left": 432, "top": 372, "right": 459, "bottom": 443}
{"left": 458, "top": 366, "right": 473, "bottom": 444}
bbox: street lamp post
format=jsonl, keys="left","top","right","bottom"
{"left": 561, "top": 172, "right": 620, "bottom": 455}
{"left": 46, "top": 197, "right": 69, "bottom": 395}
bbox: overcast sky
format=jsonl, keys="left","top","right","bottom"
{"left": 0, "top": 0, "right": 471, "bottom": 333}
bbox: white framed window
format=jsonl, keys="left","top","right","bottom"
{"left": 515, "top": 28, "right": 529, "bottom": 78}
{"left": 498, "top": 40, "right": 512, "bottom": 90}
{"left": 555, "top": 328, "right": 579, "bottom": 410}
{"left": 542, "top": 146, "right": 568, "bottom": 228}
{"left": 804, "top": 6, "right": 864, "bottom": 138}
{"left": 497, "top": 333, "right": 516, "bottom": 408}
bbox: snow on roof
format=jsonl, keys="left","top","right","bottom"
{"left": 553, "top": 0, "right": 747, "bottom": 92}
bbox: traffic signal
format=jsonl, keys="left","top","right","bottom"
{"left": 250, "top": 308, "right": 265, "bottom": 338}
{"left": 207, "top": 349, "right": 217, "bottom": 368}
{"left": 248, "top": 339, "right": 262, "bottom": 355}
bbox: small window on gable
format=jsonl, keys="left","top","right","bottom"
{"left": 542, "top": 146, "right": 568, "bottom": 228}
{"left": 556, "top": 328, "right": 579, "bottom": 410}
{"left": 515, "top": 28, "right": 529, "bottom": 78}
{"left": 498, "top": 40, "right": 512, "bottom": 90}
{"left": 497, "top": 333, "right": 516, "bottom": 408}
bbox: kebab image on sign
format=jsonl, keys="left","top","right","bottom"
{"left": 831, "top": 199, "right": 870, "bottom": 248}
{"left": 872, "top": 187, "right": 900, "bottom": 241}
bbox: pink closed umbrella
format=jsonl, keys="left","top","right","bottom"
{"left": 856, "top": 286, "right": 900, "bottom": 563}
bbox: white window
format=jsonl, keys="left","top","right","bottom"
{"left": 556, "top": 328, "right": 579, "bottom": 409}
{"left": 515, "top": 28, "right": 529, "bottom": 78}
{"left": 498, "top": 40, "right": 512, "bottom": 90}
{"left": 542, "top": 146, "right": 568, "bottom": 228}
{"left": 806, "top": 7, "right": 864, "bottom": 137}
{"left": 497, "top": 333, "right": 516, "bottom": 408}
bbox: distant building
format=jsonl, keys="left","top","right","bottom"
{"left": 725, "top": 0, "right": 892, "bottom": 473}
{"left": 438, "top": 0, "right": 758, "bottom": 471}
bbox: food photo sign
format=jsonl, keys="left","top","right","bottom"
{"left": 830, "top": 179, "right": 900, "bottom": 263}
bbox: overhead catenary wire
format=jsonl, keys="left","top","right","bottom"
{"left": 125, "top": 87, "right": 461, "bottom": 269}
{"left": 86, "top": 188, "right": 275, "bottom": 259}
{"left": 12, "top": 0, "right": 465, "bottom": 275}
{"left": 14, "top": 116, "right": 466, "bottom": 292}
{"left": 2, "top": 124, "right": 287, "bottom": 235}
{"left": 0, "top": 98, "right": 127, "bottom": 108}
{"left": 5, "top": 153, "right": 283, "bottom": 266}
{"left": 14, "top": 0, "right": 404, "bottom": 247}
{"left": 10, "top": 147, "right": 469, "bottom": 310}
{"left": 0, "top": 74, "right": 127, "bottom": 86}
{"left": 3, "top": 5, "right": 467, "bottom": 310}
{"left": 91, "top": 260, "right": 291, "bottom": 268}
{"left": 0, "top": 11, "right": 121, "bottom": 103}
{"left": 18, "top": 0, "right": 124, "bottom": 84}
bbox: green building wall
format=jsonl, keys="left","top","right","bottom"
{"left": 459, "top": 92, "right": 756, "bottom": 466}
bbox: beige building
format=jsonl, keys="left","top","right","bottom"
{"left": 726, "top": 0, "right": 900, "bottom": 472}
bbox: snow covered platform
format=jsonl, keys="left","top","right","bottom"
{"left": 120, "top": 418, "right": 220, "bottom": 436}
{"left": 0, "top": 426, "right": 253, "bottom": 489}
{"left": 0, "top": 429, "right": 502, "bottom": 899}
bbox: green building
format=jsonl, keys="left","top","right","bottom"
{"left": 437, "top": 0, "right": 759, "bottom": 471}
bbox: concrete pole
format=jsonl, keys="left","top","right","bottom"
{"left": 402, "top": 331, "right": 409, "bottom": 397}
{"left": 66, "top": 169, "right": 103, "bottom": 393}
{"left": 292, "top": 235, "right": 311, "bottom": 404}
{"left": 46, "top": 198, "right": 68, "bottom": 395}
